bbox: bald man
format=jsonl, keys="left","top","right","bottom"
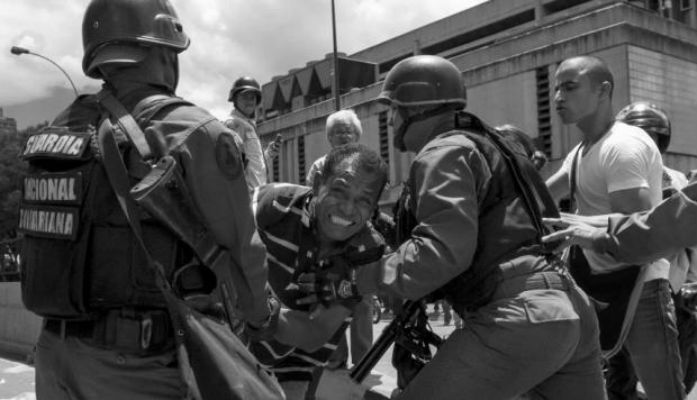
{"left": 546, "top": 55, "right": 684, "bottom": 399}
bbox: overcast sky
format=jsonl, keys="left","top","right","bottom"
{"left": 1, "top": 0, "right": 486, "bottom": 125}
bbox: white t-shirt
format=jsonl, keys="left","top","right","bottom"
{"left": 561, "top": 121, "right": 667, "bottom": 278}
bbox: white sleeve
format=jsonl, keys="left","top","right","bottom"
{"left": 602, "top": 132, "right": 652, "bottom": 193}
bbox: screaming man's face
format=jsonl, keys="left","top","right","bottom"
{"left": 314, "top": 159, "right": 382, "bottom": 243}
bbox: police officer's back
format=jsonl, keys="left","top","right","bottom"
{"left": 18, "top": 1, "right": 268, "bottom": 399}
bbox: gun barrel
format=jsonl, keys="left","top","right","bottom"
{"left": 349, "top": 300, "right": 421, "bottom": 382}
{"left": 350, "top": 323, "right": 398, "bottom": 382}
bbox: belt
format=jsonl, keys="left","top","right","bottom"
{"left": 45, "top": 319, "right": 96, "bottom": 339}
{"left": 44, "top": 309, "right": 173, "bottom": 354}
{"left": 491, "top": 271, "right": 571, "bottom": 301}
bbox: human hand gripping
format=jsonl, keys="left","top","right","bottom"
{"left": 542, "top": 216, "right": 611, "bottom": 253}
{"left": 294, "top": 270, "right": 361, "bottom": 313}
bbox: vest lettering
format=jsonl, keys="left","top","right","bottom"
{"left": 41, "top": 134, "right": 59, "bottom": 153}
{"left": 23, "top": 174, "right": 81, "bottom": 204}
{"left": 67, "top": 138, "right": 85, "bottom": 156}
{"left": 63, "top": 213, "right": 73, "bottom": 235}
{"left": 53, "top": 135, "right": 71, "bottom": 153}
{"left": 37, "top": 211, "right": 46, "bottom": 232}
{"left": 46, "top": 212, "right": 55, "bottom": 233}
{"left": 58, "top": 179, "right": 69, "bottom": 201}
{"left": 32, "top": 135, "right": 47, "bottom": 154}
{"left": 23, "top": 132, "right": 89, "bottom": 159}
{"left": 55, "top": 212, "right": 64, "bottom": 233}
{"left": 23, "top": 136, "right": 36, "bottom": 155}
{"left": 38, "top": 180, "right": 47, "bottom": 202}
{"left": 18, "top": 206, "right": 78, "bottom": 239}
{"left": 48, "top": 179, "right": 58, "bottom": 201}
{"left": 30, "top": 209, "right": 37, "bottom": 231}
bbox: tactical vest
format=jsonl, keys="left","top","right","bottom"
{"left": 395, "top": 113, "right": 559, "bottom": 312}
{"left": 19, "top": 93, "right": 191, "bottom": 319}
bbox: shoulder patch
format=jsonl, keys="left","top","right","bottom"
{"left": 215, "top": 133, "right": 243, "bottom": 180}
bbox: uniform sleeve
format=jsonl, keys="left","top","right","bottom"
{"left": 602, "top": 134, "right": 653, "bottom": 193}
{"left": 175, "top": 119, "right": 270, "bottom": 326}
{"left": 357, "top": 144, "right": 485, "bottom": 299}
{"left": 241, "top": 128, "right": 267, "bottom": 190}
{"left": 606, "top": 182, "right": 697, "bottom": 264}
{"left": 226, "top": 116, "right": 266, "bottom": 191}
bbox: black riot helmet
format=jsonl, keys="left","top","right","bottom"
{"left": 377, "top": 55, "right": 467, "bottom": 108}
{"left": 616, "top": 101, "right": 671, "bottom": 153}
{"left": 377, "top": 55, "right": 467, "bottom": 151}
{"left": 82, "top": 0, "right": 190, "bottom": 79}
{"left": 228, "top": 76, "right": 262, "bottom": 104}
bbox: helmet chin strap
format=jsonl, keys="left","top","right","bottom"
{"left": 393, "top": 105, "right": 452, "bottom": 151}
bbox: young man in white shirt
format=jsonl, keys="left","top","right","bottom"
{"left": 546, "top": 56, "right": 684, "bottom": 399}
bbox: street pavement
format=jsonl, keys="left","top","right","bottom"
{"left": 0, "top": 358, "right": 34, "bottom": 400}
{"left": 1, "top": 310, "right": 695, "bottom": 399}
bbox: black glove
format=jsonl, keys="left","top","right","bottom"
{"left": 294, "top": 271, "right": 361, "bottom": 309}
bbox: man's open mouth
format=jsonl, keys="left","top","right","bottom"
{"left": 330, "top": 214, "right": 354, "bottom": 227}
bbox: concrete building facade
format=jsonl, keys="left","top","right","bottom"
{"left": 258, "top": 0, "right": 697, "bottom": 207}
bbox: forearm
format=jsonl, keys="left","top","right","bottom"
{"left": 607, "top": 187, "right": 697, "bottom": 264}
{"left": 559, "top": 212, "right": 623, "bottom": 228}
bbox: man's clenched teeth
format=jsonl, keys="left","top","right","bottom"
{"left": 330, "top": 214, "right": 353, "bottom": 227}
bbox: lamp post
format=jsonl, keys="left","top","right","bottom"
{"left": 331, "top": 0, "right": 340, "bottom": 111}
{"left": 11, "top": 46, "right": 79, "bottom": 98}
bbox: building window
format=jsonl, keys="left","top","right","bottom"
{"left": 378, "top": 111, "right": 390, "bottom": 165}
{"left": 298, "top": 134, "right": 306, "bottom": 184}
{"left": 273, "top": 152, "right": 280, "bottom": 182}
{"left": 536, "top": 66, "right": 552, "bottom": 158}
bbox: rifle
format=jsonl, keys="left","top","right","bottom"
{"left": 349, "top": 299, "right": 440, "bottom": 383}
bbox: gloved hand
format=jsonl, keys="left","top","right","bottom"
{"left": 294, "top": 271, "right": 361, "bottom": 309}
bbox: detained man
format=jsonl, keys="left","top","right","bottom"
{"left": 248, "top": 143, "right": 388, "bottom": 400}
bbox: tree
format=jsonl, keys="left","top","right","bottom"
{"left": 0, "top": 122, "right": 47, "bottom": 239}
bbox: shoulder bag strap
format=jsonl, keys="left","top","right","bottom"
{"left": 97, "top": 91, "right": 154, "bottom": 161}
{"left": 97, "top": 119, "right": 170, "bottom": 292}
{"left": 568, "top": 144, "right": 583, "bottom": 211}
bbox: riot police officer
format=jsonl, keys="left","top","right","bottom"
{"left": 225, "top": 76, "right": 279, "bottom": 192}
{"left": 305, "top": 55, "right": 607, "bottom": 399}
{"left": 18, "top": 1, "right": 271, "bottom": 398}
